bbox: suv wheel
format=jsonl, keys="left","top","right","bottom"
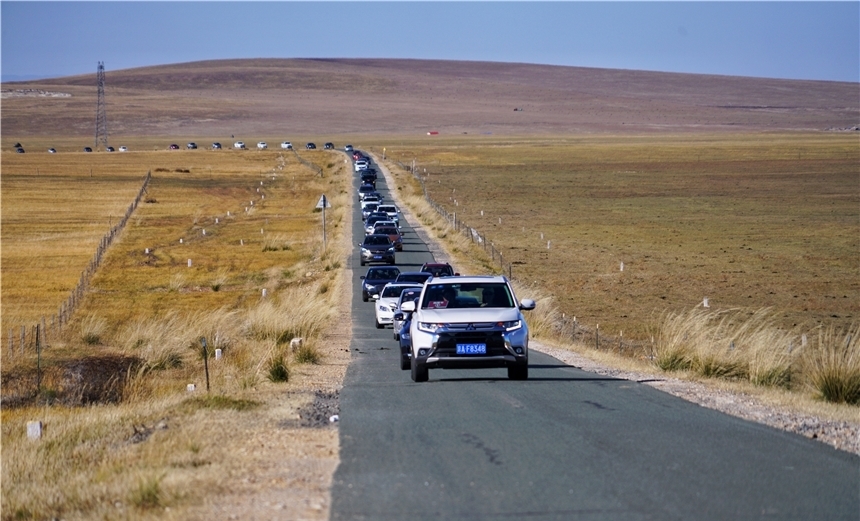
{"left": 508, "top": 363, "right": 528, "bottom": 380}
{"left": 362, "top": 292, "right": 368, "bottom": 303}
{"left": 400, "top": 354, "right": 411, "bottom": 371}
{"left": 375, "top": 319, "right": 384, "bottom": 329}
{"left": 411, "top": 357, "right": 428, "bottom": 382}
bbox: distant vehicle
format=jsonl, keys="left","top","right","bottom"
{"left": 281, "top": 141, "right": 293, "bottom": 149}
{"left": 118, "top": 146, "right": 128, "bottom": 152}
{"left": 420, "top": 262, "right": 458, "bottom": 277}
{"left": 187, "top": 142, "right": 197, "bottom": 150}
{"left": 15, "top": 147, "right": 25, "bottom": 154}
{"left": 211, "top": 142, "right": 222, "bottom": 150}
{"left": 377, "top": 204, "right": 400, "bottom": 227}
{"left": 359, "top": 234, "right": 396, "bottom": 266}
{"left": 324, "top": 142, "right": 334, "bottom": 150}
{"left": 360, "top": 266, "right": 401, "bottom": 301}
{"left": 354, "top": 159, "right": 370, "bottom": 172}
{"left": 375, "top": 283, "right": 423, "bottom": 329}
{"left": 306, "top": 142, "right": 316, "bottom": 150}
{"left": 169, "top": 144, "right": 180, "bottom": 150}
{"left": 83, "top": 147, "right": 93, "bottom": 153}
{"left": 106, "top": 146, "right": 115, "bottom": 152}
{"left": 13, "top": 142, "right": 22, "bottom": 148}
{"left": 344, "top": 144, "right": 354, "bottom": 152}
{"left": 48, "top": 148, "right": 57, "bottom": 153}
{"left": 374, "top": 225, "right": 403, "bottom": 251}
{"left": 257, "top": 142, "right": 267, "bottom": 149}
{"left": 233, "top": 141, "right": 246, "bottom": 149}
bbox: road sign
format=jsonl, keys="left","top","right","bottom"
{"left": 316, "top": 194, "right": 331, "bottom": 209}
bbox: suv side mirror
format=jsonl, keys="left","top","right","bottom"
{"left": 401, "top": 301, "right": 416, "bottom": 312}
{"left": 519, "top": 299, "right": 536, "bottom": 311}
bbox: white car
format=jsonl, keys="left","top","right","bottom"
{"left": 401, "top": 276, "right": 535, "bottom": 382}
{"left": 118, "top": 146, "right": 128, "bottom": 152}
{"left": 233, "top": 141, "right": 246, "bottom": 149}
{"left": 376, "top": 204, "right": 400, "bottom": 227}
{"left": 257, "top": 142, "right": 267, "bottom": 149}
{"left": 375, "top": 283, "right": 424, "bottom": 329}
{"left": 354, "top": 159, "right": 369, "bottom": 172}
{"left": 281, "top": 141, "right": 293, "bottom": 149}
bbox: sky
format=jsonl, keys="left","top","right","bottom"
{"left": 1, "top": 1, "right": 858, "bottom": 83}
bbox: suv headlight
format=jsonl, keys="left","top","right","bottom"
{"left": 387, "top": 247, "right": 395, "bottom": 253}
{"left": 418, "top": 322, "right": 443, "bottom": 333}
{"left": 361, "top": 247, "right": 369, "bottom": 255}
{"left": 500, "top": 320, "right": 522, "bottom": 332}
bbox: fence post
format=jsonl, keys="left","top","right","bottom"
{"left": 20, "top": 326, "right": 26, "bottom": 355}
{"left": 595, "top": 324, "right": 600, "bottom": 350}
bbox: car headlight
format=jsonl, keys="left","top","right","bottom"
{"left": 364, "top": 283, "right": 375, "bottom": 291}
{"left": 361, "top": 248, "right": 369, "bottom": 255}
{"left": 378, "top": 305, "right": 390, "bottom": 312}
{"left": 387, "top": 247, "right": 395, "bottom": 253}
{"left": 499, "top": 320, "right": 522, "bottom": 331}
{"left": 418, "top": 322, "right": 443, "bottom": 333}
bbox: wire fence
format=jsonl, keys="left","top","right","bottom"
{"left": 5, "top": 171, "right": 152, "bottom": 358}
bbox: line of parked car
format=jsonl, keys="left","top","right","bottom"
{"left": 352, "top": 150, "right": 536, "bottom": 382}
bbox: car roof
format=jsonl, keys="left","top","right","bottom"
{"left": 431, "top": 275, "right": 505, "bottom": 284}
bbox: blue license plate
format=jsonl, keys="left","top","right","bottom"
{"left": 373, "top": 255, "right": 382, "bottom": 259}
{"left": 456, "top": 343, "right": 487, "bottom": 355}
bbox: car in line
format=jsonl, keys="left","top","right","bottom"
{"left": 83, "top": 147, "right": 93, "bottom": 153}
{"left": 421, "top": 262, "right": 458, "bottom": 277}
{"left": 376, "top": 204, "right": 400, "bottom": 227}
{"left": 359, "top": 234, "right": 396, "bottom": 266}
{"left": 373, "top": 225, "right": 403, "bottom": 251}
{"left": 257, "top": 142, "right": 267, "bottom": 149}
{"left": 15, "top": 147, "right": 25, "bottom": 153}
{"left": 364, "top": 214, "right": 392, "bottom": 235}
{"left": 233, "top": 141, "right": 246, "bottom": 149}
{"left": 119, "top": 146, "right": 129, "bottom": 152}
{"left": 48, "top": 148, "right": 57, "bottom": 153}
{"left": 375, "top": 283, "right": 423, "bottom": 329}
{"left": 354, "top": 159, "right": 370, "bottom": 172}
{"left": 187, "top": 142, "right": 197, "bottom": 150}
{"left": 392, "top": 286, "right": 423, "bottom": 342}
{"left": 281, "top": 141, "right": 293, "bottom": 149}
{"left": 352, "top": 151, "right": 365, "bottom": 161}
{"left": 402, "top": 276, "right": 535, "bottom": 382}
{"left": 106, "top": 146, "right": 116, "bottom": 152}
{"left": 169, "top": 144, "right": 180, "bottom": 150}
{"left": 324, "top": 142, "right": 334, "bottom": 150}
{"left": 306, "top": 142, "right": 316, "bottom": 150}
{"left": 359, "top": 266, "right": 401, "bottom": 302}
{"left": 211, "top": 143, "right": 221, "bottom": 150}
{"left": 344, "top": 144, "right": 354, "bottom": 152}
{"left": 357, "top": 183, "right": 377, "bottom": 200}
{"left": 361, "top": 202, "right": 380, "bottom": 221}
{"left": 395, "top": 271, "right": 433, "bottom": 286}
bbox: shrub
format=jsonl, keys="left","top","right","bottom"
{"left": 803, "top": 324, "right": 860, "bottom": 404}
{"left": 267, "top": 353, "right": 290, "bottom": 382}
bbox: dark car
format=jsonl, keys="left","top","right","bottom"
{"left": 395, "top": 271, "right": 433, "bottom": 285}
{"left": 324, "top": 142, "right": 334, "bottom": 150}
{"left": 15, "top": 147, "right": 25, "bottom": 154}
{"left": 106, "top": 146, "right": 115, "bottom": 152}
{"left": 83, "top": 147, "right": 93, "bottom": 153}
{"left": 212, "top": 142, "right": 222, "bottom": 150}
{"left": 48, "top": 148, "right": 57, "bottom": 154}
{"left": 357, "top": 183, "right": 376, "bottom": 200}
{"left": 359, "top": 266, "right": 401, "bottom": 302}
{"left": 359, "top": 234, "right": 396, "bottom": 267}
{"left": 374, "top": 225, "right": 403, "bottom": 251}
{"left": 420, "top": 262, "right": 458, "bottom": 277}
{"left": 360, "top": 171, "right": 377, "bottom": 187}
{"left": 306, "top": 142, "right": 316, "bottom": 150}
{"left": 187, "top": 142, "right": 197, "bottom": 150}
{"left": 169, "top": 144, "right": 180, "bottom": 150}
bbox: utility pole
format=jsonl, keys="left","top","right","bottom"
{"left": 94, "top": 62, "right": 108, "bottom": 150}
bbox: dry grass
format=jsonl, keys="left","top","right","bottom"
{"left": 1, "top": 145, "right": 352, "bottom": 520}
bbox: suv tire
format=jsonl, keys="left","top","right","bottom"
{"left": 411, "top": 357, "right": 428, "bottom": 382}
{"left": 400, "top": 355, "right": 410, "bottom": 371}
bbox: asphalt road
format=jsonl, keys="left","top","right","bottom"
{"left": 330, "top": 154, "right": 859, "bottom": 521}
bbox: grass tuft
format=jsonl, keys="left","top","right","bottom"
{"left": 803, "top": 324, "right": 860, "bottom": 404}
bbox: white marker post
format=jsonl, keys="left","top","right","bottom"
{"left": 316, "top": 194, "right": 331, "bottom": 251}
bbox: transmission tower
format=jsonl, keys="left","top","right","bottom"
{"left": 94, "top": 62, "right": 108, "bottom": 149}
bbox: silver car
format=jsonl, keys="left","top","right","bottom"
{"left": 401, "top": 276, "right": 535, "bottom": 382}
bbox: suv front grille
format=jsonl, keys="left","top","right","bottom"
{"left": 434, "top": 329, "right": 507, "bottom": 357}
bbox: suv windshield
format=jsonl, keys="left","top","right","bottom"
{"left": 364, "top": 236, "right": 391, "bottom": 246}
{"left": 421, "top": 283, "right": 512, "bottom": 309}
{"left": 367, "top": 268, "right": 400, "bottom": 280}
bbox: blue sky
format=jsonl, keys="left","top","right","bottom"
{"left": 2, "top": 2, "right": 858, "bottom": 83}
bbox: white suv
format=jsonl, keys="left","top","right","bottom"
{"left": 233, "top": 141, "right": 245, "bottom": 149}
{"left": 257, "top": 142, "right": 267, "bottom": 149}
{"left": 281, "top": 141, "right": 293, "bottom": 149}
{"left": 401, "top": 276, "right": 535, "bottom": 382}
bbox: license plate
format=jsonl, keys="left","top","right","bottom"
{"left": 373, "top": 255, "right": 382, "bottom": 259}
{"left": 456, "top": 343, "right": 486, "bottom": 355}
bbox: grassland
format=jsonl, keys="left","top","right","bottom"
{"left": 371, "top": 133, "right": 859, "bottom": 339}
{"left": 1, "top": 143, "right": 353, "bottom": 520}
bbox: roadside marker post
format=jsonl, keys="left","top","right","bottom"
{"left": 316, "top": 194, "right": 332, "bottom": 250}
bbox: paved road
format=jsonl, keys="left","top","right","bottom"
{"left": 331, "top": 154, "right": 859, "bottom": 520}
